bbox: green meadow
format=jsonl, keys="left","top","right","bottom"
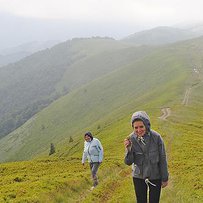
{"left": 0, "top": 37, "right": 203, "bottom": 202}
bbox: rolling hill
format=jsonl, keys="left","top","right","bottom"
{"left": 0, "top": 37, "right": 203, "bottom": 202}
{"left": 0, "top": 37, "right": 190, "bottom": 163}
{"left": 0, "top": 37, "right": 152, "bottom": 139}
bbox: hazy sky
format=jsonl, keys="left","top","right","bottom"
{"left": 0, "top": 0, "right": 203, "bottom": 49}
{"left": 1, "top": 0, "right": 203, "bottom": 23}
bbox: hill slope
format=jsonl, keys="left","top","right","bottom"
{"left": 0, "top": 37, "right": 149, "bottom": 138}
{"left": 1, "top": 37, "right": 203, "bottom": 202}
{"left": 0, "top": 37, "right": 190, "bottom": 162}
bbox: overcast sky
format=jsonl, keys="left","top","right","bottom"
{"left": 1, "top": 0, "right": 203, "bottom": 49}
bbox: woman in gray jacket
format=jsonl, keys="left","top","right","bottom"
{"left": 124, "top": 111, "right": 168, "bottom": 203}
{"left": 82, "top": 132, "right": 103, "bottom": 190}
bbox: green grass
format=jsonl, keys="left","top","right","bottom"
{"left": 1, "top": 96, "right": 202, "bottom": 202}
{"left": 0, "top": 158, "right": 91, "bottom": 202}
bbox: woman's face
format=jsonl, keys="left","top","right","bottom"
{"left": 133, "top": 120, "right": 146, "bottom": 137}
{"left": 84, "top": 135, "right": 92, "bottom": 142}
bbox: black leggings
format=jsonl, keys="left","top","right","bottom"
{"left": 133, "top": 178, "right": 161, "bottom": 203}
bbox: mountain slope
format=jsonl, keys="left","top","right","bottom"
{"left": 1, "top": 37, "right": 203, "bottom": 202}
{"left": 0, "top": 37, "right": 145, "bottom": 139}
{"left": 2, "top": 36, "right": 203, "bottom": 162}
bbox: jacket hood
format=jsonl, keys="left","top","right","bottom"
{"left": 131, "top": 111, "right": 151, "bottom": 132}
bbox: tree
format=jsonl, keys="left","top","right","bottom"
{"left": 49, "top": 143, "right": 55, "bottom": 155}
{"left": 69, "top": 136, "right": 73, "bottom": 143}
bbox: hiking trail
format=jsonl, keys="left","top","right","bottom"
{"left": 182, "top": 67, "right": 202, "bottom": 106}
{"left": 182, "top": 87, "right": 192, "bottom": 106}
{"left": 159, "top": 107, "right": 171, "bottom": 120}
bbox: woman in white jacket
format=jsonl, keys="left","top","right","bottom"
{"left": 82, "top": 132, "right": 103, "bottom": 189}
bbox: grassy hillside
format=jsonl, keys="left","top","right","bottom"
{"left": 0, "top": 38, "right": 191, "bottom": 162}
{"left": 1, "top": 37, "right": 203, "bottom": 202}
{"left": 1, "top": 84, "right": 202, "bottom": 202}
{"left": 0, "top": 37, "right": 142, "bottom": 138}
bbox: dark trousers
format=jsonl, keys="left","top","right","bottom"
{"left": 133, "top": 178, "right": 161, "bottom": 203}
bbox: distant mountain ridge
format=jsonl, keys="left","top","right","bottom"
{"left": 0, "top": 40, "right": 60, "bottom": 67}
{"left": 121, "top": 26, "right": 203, "bottom": 45}
{"left": 2, "top": 25, "right": 203, "bottom": 68}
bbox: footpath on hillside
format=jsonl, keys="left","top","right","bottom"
{"left": 159, "top": 107, "right": 171, "bottom": 120}
{"left": 159, "top": 67, "right": 203, "bottom": 119}
{"left": 182, "top": 67, "right": 203, "bottom": 106}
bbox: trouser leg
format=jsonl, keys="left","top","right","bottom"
{"left": 89, "top": 162, "right": 100, "bottom": 187}
{"left": 133, "top": 178, "right": 147, "bottom": 203}
{"left": 149, "top": 179, "right": 161, "bottom": 203}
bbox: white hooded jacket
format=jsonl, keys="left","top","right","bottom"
{"left": 82, "top": 138, "right": 103, "bottom": 164}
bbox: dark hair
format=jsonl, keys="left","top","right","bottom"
{"left": 84, "top": 131, "right": 93, "bottom": 140}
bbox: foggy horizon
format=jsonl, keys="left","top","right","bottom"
{"left": 1, "top": 0, "right": 203, "bottom": 49}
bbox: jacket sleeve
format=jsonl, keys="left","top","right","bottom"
{"left": 96, "top": 139, "right": 103, "bottom": 162}
{"left": 124, "top": 149, "right": 134, "bottom": 165}
{"left": 158, "top": 136, "right": 169, "bottom": 182}
{"left": 82, "top": 142, "right": 88, "bottom": 164}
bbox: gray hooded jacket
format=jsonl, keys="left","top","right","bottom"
{"left": 124, "top": 111, "right": 169, "bottom": 182}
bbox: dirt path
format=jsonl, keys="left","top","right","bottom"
{"left": 76, "top": 167, "right": 131, "bottom": 203}
{"left": 182, "top": 67, "right": 203, "bottom": 106}
{"left": 182, "top": 87, "right": 192, "bottom": 106}
{"left": 159, "top": 107, "right": 171, "bottom": 120}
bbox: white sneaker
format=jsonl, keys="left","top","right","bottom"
{"left": 90, "top": 186, "right": 95, "bottom": 191}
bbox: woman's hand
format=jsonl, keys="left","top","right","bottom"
{"left": 124, "top": 138, "right": 132, "bottom": 151}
